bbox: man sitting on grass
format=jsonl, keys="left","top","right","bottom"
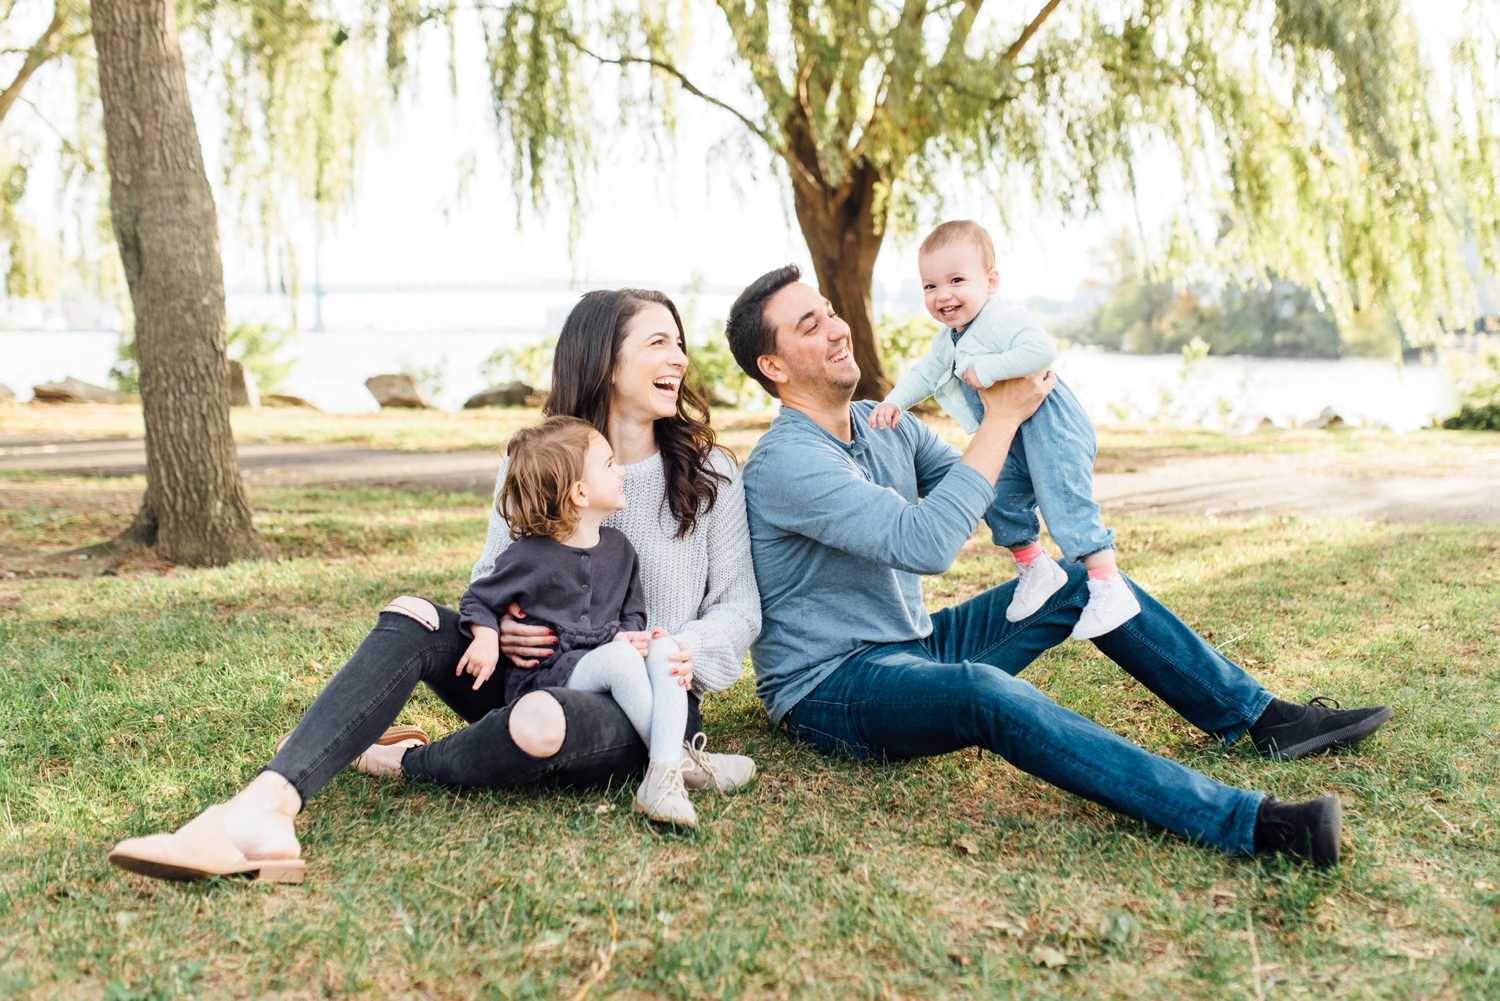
{"left": 725, "top": 265, "right": 1392, "bottom": 867}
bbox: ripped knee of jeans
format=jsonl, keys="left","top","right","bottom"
{"left": 382, "top": 595, "right": 439, "bottom": 632}
{"left": 509, "top": 690, "right": 566, "bottom": 758}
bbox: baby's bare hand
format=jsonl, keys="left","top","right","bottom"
{"left": 457, "top": 631, "right": 501, "bottom": 690}
{"left": 961, "top": 367, "right": 984, "bottom": 390}
{"left": 869, "top": 403, "right": 902, "bottom": 429}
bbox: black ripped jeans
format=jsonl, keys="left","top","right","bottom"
{"left": 266, "top": 602, "right": 702, "bottom": 804}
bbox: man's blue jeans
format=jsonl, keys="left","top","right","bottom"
{"left": 782, "top": 564, "right": 1272, "bottom": 855}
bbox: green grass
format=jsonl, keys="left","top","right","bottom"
{"left": 1, "top": 484, "right": 1497, "bottom": 999}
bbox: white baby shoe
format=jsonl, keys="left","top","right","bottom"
{"left": 1070, "top": 574, "right": 1142, "bottom": 640}
{"left": 681, "top": 733, "right": 757, "bottom": 794}
{"left": 1006, "top": 550, "right": 1068, "bottom": 622}
{"left": 635, "top": 758, "right": 697, "bottom": 828}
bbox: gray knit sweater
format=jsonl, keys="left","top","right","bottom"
{"left": 471, "top": 447, "right": 761, "bottom": 694}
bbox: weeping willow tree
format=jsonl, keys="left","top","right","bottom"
{"left": 460, "top": 0, "right": 1500, "bottom": 397}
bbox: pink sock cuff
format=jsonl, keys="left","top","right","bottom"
{"left": 1012, "top": 543, "right": 1043, "bottom": 565}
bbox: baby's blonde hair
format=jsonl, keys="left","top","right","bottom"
{"left": 499, "top": 416, "right": 600, "bottom": 541}
{"left": 919, "top": 219, "right": 996, "bottom": 271}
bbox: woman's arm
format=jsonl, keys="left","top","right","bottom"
{"left": 669, "top": 452, "right": 763, "bottom": 695}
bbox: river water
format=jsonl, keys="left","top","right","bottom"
{"left": 1, "top": 329, "right": 1461, "bottom": 432}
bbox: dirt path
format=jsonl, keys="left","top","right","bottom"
{"left": 2, "top": 435, "right": 1496, "bottom": 524}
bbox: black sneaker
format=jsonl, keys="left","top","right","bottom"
{"left": 1248, "top": 697, "right": 1393, "bottom": 761}
{"left": 1254, "top": 795, "right": 1342, "bottom": 868}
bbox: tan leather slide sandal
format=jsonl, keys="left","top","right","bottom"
{"left": 108, "top": 805, "right": 306, "bottom": 884}
{"left": 273, "top": 724, "right": 430, "bottom": 760}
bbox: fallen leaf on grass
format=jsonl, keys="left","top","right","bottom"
{"left": 954, "top": 837, "right": 981, "bottom": 857}
{"left": 947, "top": 951, "right": 970, "bottom": 967}
{"left": 1031, "top": 945, "right": 1069, "bottom": 969}
{"left": 984, "top": 918, "right": 1026, "bottom": 937}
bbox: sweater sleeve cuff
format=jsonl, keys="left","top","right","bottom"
{"left": 460, "top": 607, "right": 499, "bottom": 638}
{"left": 672, "top": 624, "right": 738, "bottom": 694}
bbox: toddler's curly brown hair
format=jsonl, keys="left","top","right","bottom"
{"left": 498, "top": 416, "right": 600, "bottom": 541}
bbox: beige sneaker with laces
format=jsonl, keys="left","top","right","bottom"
{"left": 681, "top": 733, "right": 757, "bottom": 794}
{"left": 634, "top": 758, "right": 697, "bottom": 828}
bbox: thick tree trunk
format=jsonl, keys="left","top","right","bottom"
{"left": 789, "top": 160, "right": 890, "bottom": 401}
{"left": 91, "top": 0, "right": 260, "bottom": 565}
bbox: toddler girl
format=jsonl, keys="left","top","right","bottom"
{"left": 869, "top": 219, "right": 1141, "bottom": 639}
{"left": 457, "top": 416, "right": 698, "bottom": 826}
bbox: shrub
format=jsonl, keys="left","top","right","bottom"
{"left": 109, "top": 320, "right": 293, "bottom": 393}
{"left": 1442, "top": 344, "right": 1500, "bottom": 430}
{"left": 1443, "top": 403, "right": 1500, "bottom": 430}
{"left": 685, "top": 333, "right": 754, "bottom": 407}
{"left": 483, "top": 337, "right": 557, "bottom": 390}
{"left": 877, "top": 313, "right": 937, "bottom": 376}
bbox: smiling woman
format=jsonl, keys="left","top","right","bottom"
{"left": 543, "top": 289, "right": 728, "bottom": 538}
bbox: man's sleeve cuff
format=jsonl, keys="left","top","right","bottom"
{"left": 941, "top": 461, "right": 996, "bottom": 517}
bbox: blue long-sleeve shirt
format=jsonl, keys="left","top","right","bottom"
{"left": 743, "top": 400, "right": 995, "bottom": 723}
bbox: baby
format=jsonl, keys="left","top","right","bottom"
{"left": 869, "top": 219, "right": 1141, "bottom": 639}
{"left": 457, "top": 415, "right": 699, "bottom": 826}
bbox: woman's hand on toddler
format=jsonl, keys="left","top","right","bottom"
{"left": 656, "top": 628, "right": 695, "bottom": 689}
{"left": 868, "top": 403, "right": 903, "bottom": 429}
{"left": 499, "top": 602, "right": 555, "bottom": 668}
{"left": 457, "top": 625, "right": 501, "bottom": 691}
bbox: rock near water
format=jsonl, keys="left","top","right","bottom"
{"left": 364, "top": 373, "right": 431, "bottom": 409}
{"left": 463, "top": 381, "right": 535, "bottom": 409}
{"left": 32, "top": 377, "right": 133, "bottom": 404}
{"left": 262, "top": 393, "right": 319, "bottom": 410}
{"left": 227, "top": 360, "right": 260, "bottom": 408}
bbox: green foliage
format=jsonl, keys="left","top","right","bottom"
{"left": 460, "top": 0, "right": 1500, "bottom": 355}
{"left": 226, "top": 322, "right": 294, "bottom": 393}
{"left": 1443, "top": 344, "right": 1500, "bottom": 430}
{"left": 397, "top": 357, "right": 446, "bottom": 399}
{"left": 1444, "top": 403, "right": 1500, "bottom": 431}
{"left": 1, "top": 0, "right": 403, "bottom": 306}
{"left": 106, "top": 323, "right": 137, "bottom": 393}
{"left": 876, "top": 313, "right": 937, "bottom": 373}
{"left": 1069, "top": 231, "right": 1361, "bottom": 358}
{"left": 1067, "top": 277, "right": 1347, "bottom": 359}
{"left": 109, "top": 320, "right": 292, "bottom": 394}
{"left": 8, "top": 0, "right": 1500, "bottom": 372}
{"left": 483, "top": 336, "right": 557, "bottom": 390}
{"left": 685, "top": 332, "right": 754, "bottom": 408}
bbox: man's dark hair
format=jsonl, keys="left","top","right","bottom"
{"left": 725, "top": 264, "right": 801, "bottom": 399}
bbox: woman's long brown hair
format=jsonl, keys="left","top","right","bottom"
{"left": 543, "top": 288, "right": 729, "bottom": 538}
